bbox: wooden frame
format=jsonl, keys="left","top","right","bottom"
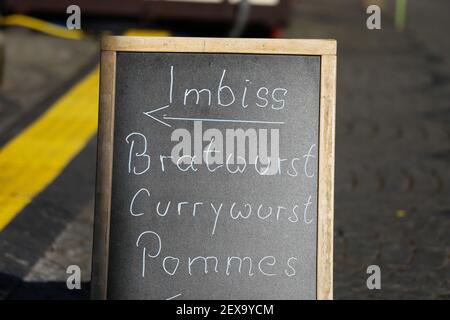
{"left": 92, "top": 36, "right": 336, "bottom": 300}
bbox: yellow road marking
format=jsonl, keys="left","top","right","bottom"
{"left": 0, "top": 29, "right": 169, "bottom": 230}
{"left": 0, "top": 70, "right": 99, "bottom": 230}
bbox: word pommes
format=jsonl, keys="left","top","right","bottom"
{"left": 136, "top": 230, "right": 299, "bottom": 278}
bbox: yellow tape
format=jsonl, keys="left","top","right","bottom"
{"left": 124, "top": 29, "right": 170, "bottom": 37}
{"left": 0, "top": 14, "right": 85, "bottom": 40}
{"left": 0, "top": 15, "right": 170, "bottom": 40}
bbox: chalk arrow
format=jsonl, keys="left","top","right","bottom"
{"left": 143, "top": 105, "right": 171, "bottom": 127}
{"left": 144, "top": 104, "right": 285, "bottom": 127}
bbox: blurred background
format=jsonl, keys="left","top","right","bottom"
{"left": 0, "top": 0, "right": 449, "bottom": 300}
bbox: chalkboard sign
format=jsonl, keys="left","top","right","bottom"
{"left": 92, "top": 37, "right": 336, "bottom": 300}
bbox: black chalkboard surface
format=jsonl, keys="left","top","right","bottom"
{"left": 92, "top": 37, "right": 336, "bottom": 300}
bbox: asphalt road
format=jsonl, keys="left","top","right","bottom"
{"left": 0, "top": 0, "right": 449, "bottom": 299}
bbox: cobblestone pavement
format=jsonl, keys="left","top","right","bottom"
{"left": 2, "top": 0, "right": 450, "bottom": 299}
{"left": 284, "top": 0, "right": 450, "bottom": 299}
{"left": 7, "top": 203, "right": 93, "bottom": 299}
